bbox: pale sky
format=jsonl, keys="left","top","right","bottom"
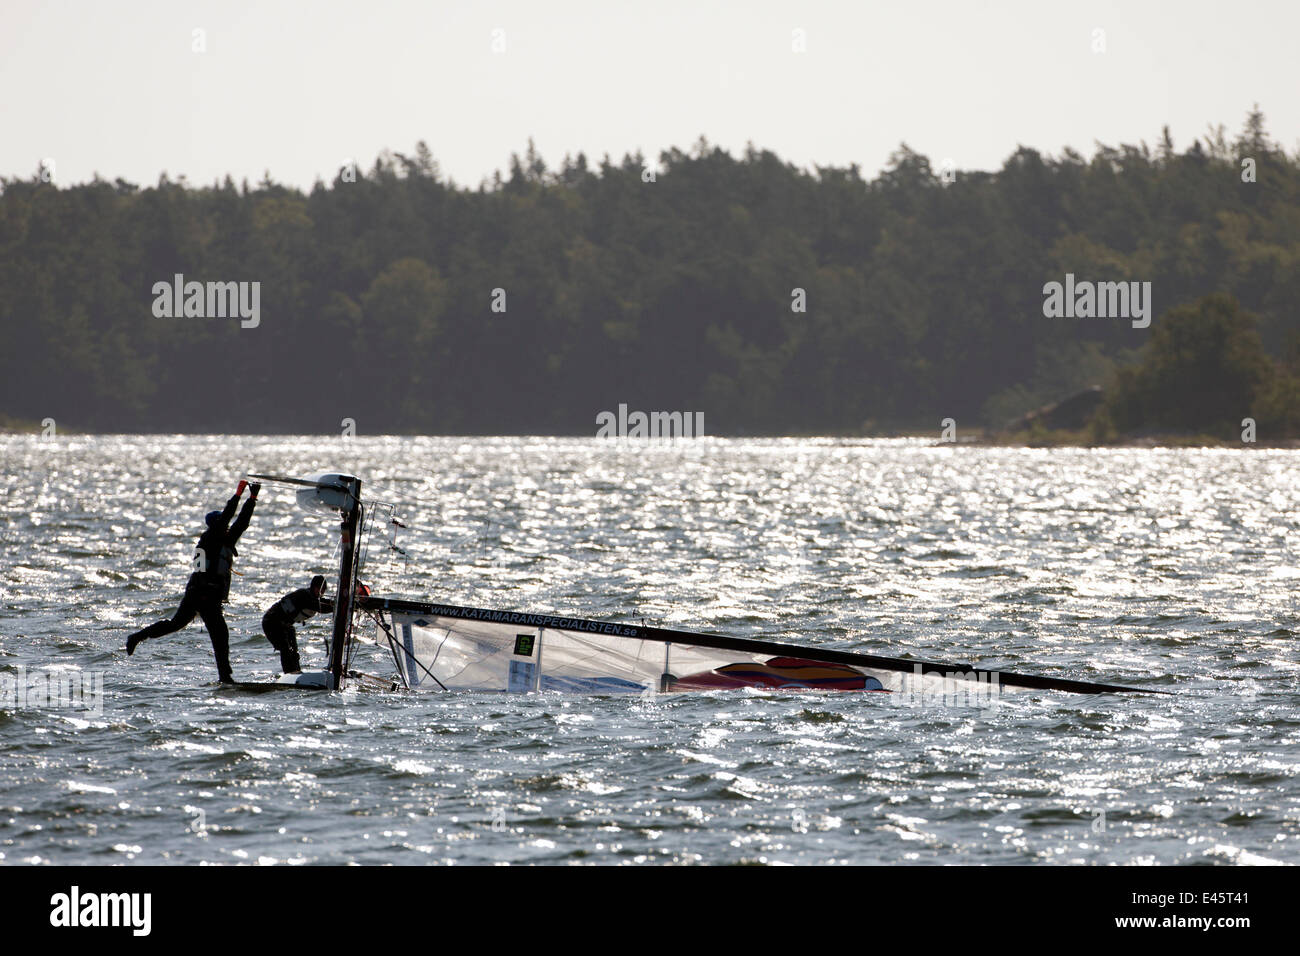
{"left": 2, "top": 0, "right": 1295, "bottom": 190}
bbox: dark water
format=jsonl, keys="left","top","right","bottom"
{"left": 2, "top": 436, "right": 1297, "bottom": 864}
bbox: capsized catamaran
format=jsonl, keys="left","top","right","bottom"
{"left": 250, "top": 473, "right": 1159, "bottom": 697}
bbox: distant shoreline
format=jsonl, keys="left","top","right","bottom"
{"left": 962, "top": 431, "right": 1300, "bottom": 449}
{"left": 4, "top": 423, "right": 1297, "bottom": 448}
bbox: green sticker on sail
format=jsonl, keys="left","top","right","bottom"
{"left": 513, "top": 633, "right": 535, "bottom": 657}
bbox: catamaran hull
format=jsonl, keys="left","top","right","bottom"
{"left": 273, "top": 670, "right": 332, "bottom": 688}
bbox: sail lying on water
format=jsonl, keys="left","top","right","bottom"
{"left": 384, "top": 605, "right": 883, "bottom": 694}
{"left": 368, "top": 598, "right": 1140, "bottom": 699}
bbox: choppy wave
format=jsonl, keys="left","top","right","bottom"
{"left": 1, "top": 436, "right": 1297, "bottom": 864}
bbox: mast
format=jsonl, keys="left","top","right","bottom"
{"left": 246, "top": 471, "right": 365, "bottom": 691}
{"left": 329, "top": 476, "right": 363, "bottom": 690}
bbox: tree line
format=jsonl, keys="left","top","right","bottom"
{"left": 1, "top": 109, "right": 1296, "bottom": 437}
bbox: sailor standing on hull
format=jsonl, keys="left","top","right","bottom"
{"left": 125, "top": 481, "right": 260, "bottom": 683}
{"left": 262, "top": 575, "right": 327, "bottom": 674}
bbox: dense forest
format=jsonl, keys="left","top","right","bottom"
{"left": 1, "top": 109, "right": 1297, "bottom": 437}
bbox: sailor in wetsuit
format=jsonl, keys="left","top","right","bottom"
{"left": 261, "top": 575, "right": 328, "bottom": 674}
{"left": 125, "top": 481, "right": 260, "bottom": 683}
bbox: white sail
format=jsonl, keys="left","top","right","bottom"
{"left": 379, "top": 604, "right": 1021, "bottom": 705}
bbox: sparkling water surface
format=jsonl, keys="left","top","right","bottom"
{"left": 1, "top": 436, "right": 1297, "bottom": 865}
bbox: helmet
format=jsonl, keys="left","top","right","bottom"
{"left": 205, "top": 510, "right": 223, "bottom": 527}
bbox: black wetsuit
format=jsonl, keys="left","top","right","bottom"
{"left": 262, "top": 588, "right": 322, "bottom": 674}
{"left": 126, "top": 492, "right": 257, "bottom": 681}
